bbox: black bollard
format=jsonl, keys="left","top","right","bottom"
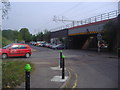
{"left": 25, "top": 64, "right": 32, "bottom": 90}
{"left": 25, "top": 71, "right": 30, "bottom": 90}
{"left": 60, "top": 50, "right": 63, "bottom": 68}
{"left": 62, "top": 55, "right": 65, "bottom": 79}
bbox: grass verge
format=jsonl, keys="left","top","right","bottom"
{"left": 2, "top": 60, "right": 34, "bottom": 88}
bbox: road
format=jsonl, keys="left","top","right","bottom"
{"left": 64, "top": 50, "right": 118, "bottom": 88}
{"left": 12, "top": 45, "right": 118, "bottom": 88}
{"left": 31, "top": 45, "right": 118, "bottom": 88}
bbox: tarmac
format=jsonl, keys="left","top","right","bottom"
{"left": 15, "top": 48, "right": 70, "bottom": 89}
{"left": 15, "top": 46, "right": 118, "bottom": 89}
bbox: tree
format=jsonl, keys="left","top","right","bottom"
{"left": 17, "top": 32, "right": 23, "bottom": 42}
{"left": 2, "top": 30, "right": 23, "bottom": 42}
{"left": 19, "top": 28, "right": 31, "bottom": 42}
{"left": 32, "top": 35, "right": 37, "bottom": 41}
{"left": 43, "top": 29, "right": 50, "bottom": 42}
{"left": 2, "top": 30, "right": 16, "bottom": 41}
{"left": 103, "top": 20, "right": 118, "bottom": 51}
{"left": 36, "top": 32, "right": 44, "bottom": 41}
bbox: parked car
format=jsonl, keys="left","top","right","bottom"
{"left": 30, "top": 41, "right": 37, "bottom": 46}
{"left": 0, "top": 43, "right": 32, "bottom": 59}
{"left": 36, "top": 41, "right": 41, "bottom": 46}
{"left": 42, "top": 43, "right": 46, "bottom": 47}
{"left": 36, "top": 41, "right": 46, "bottom": 46}
{"left": 30, "top": 41, "right": 35, "bottom": 45}
{"left": 45, "top": 43, "right": 51, "bottom": 48}
{"left": 52, "top": 44, "right": 65, "bottom": 50}
{"left": 51, "top": 44, "right": 57, "bottom": 49}
{"left": 39, "top": 42, "right": 46, "bottom": 47}
{"left": 49, "top": 44, "right": 57, "bottom": 49}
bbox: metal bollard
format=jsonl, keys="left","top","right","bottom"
{"left": 25, "top": 64, "right": 32, "bottom": 90}
{"left": 60, "top": 50, "right": 63, "bottom": 68}
{"left": 62, "top": 55, "right": 65, "bottom": 79}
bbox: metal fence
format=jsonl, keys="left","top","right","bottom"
{"left": 51, "top": 9, "right": 120, "bottom": 31}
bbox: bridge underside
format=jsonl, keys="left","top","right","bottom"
{"left": 67, "top": 33, "right": 98, "bottom": 49}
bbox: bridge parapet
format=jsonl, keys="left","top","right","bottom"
{"left": 68, "top": 18, "right": 116, "bottom": 36}
{"left": 51, "top": 10, "right": 119, "bottom": 32}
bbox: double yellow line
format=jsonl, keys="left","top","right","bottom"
{"left": 72, "top": 73, "right": 78, "bottom": 88}
{"left": 65, "top": 68, "right": 78, "bottom": 88}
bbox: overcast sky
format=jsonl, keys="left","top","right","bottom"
{"left": 2, "top": 1, "right": 118, "bottom": 34}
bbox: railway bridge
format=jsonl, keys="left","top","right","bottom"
{"left": 50, "top": 10, "right": 119, "bottom": 49}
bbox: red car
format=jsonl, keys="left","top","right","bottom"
{"left": 0, "top": 43, "right": 32, "bottom": 59}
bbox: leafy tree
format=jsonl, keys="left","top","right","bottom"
{"left": 36, "top": 32, "right": 44, "bottom": 41}
{"left": 34, "top": 29, "right": 51, "bottom": 42}
{"left": 2, "top": 37, "right": 12, "bottom": 47}
{"left": 19, "top": 28, "right": 31, "bottom": 42}
{"left": 43, "top": 29, "right": 50, "bottom": 42}
{"left": 103, "top": 20, "right": 118, "bottom": 51}
{"left": 2, "top": 28, "right": 33, "bottom": 43}
{"left": 32, "top": 35, "right": 37, "bottom": 41}
{"left": 2, "top": 30, "right": 23, "bottom": 42}
{"left": 2, "top": 30, "right": 16, "bottom": 41}
{"left": 17, "top": 32, "right": 23, "bottom": 42}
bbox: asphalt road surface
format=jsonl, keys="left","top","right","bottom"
{"left": 11, "top": 45, "right": 118, "bottom": 88}
{"left": 31, "top": 45, "right": 118, "bottom": 88}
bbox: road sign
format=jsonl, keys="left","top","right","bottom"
{"left": 97, "top": 33, "right": 102, "bottom": 41}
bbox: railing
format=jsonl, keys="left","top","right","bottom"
{"left": 50, "top": 9, "right": 120, "bottom": 31}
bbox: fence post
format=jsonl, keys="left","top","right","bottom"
{"left": 25, "top": 64, "right": 32, "bottom": 90}
{"left": 62, "top": 55, "right": 65, "bottom": 79}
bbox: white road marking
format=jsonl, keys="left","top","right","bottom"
{"left": 51, "top": 76, "right": 68, "bottom": 82}
{"left": 50, "top": 66, "right": 66, "bottom": 70}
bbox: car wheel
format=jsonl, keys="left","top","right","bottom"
{"left": 25, "top": 53, "right": 30, "bottom": 58}
{"left": 2, "top": 54, "right": 8, "bottom": 59}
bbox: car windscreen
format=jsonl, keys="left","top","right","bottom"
{"left": 3, "top": 44, "right": 13, "bottom": 49}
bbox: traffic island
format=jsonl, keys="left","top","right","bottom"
{"left": 50, "top": 66, "right": 66, "bottom": 70}
{"left": 51, "top": 76, "right": 68, "bottom": 82}
{"left": 50, "top": 55, "right": 69, "bottom": 85}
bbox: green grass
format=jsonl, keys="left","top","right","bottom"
{"left": 2, "top": 37, "right": 13, "bottom": 47}
{"left": 2, "top": 60, "right": 34, "bottom": 88}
